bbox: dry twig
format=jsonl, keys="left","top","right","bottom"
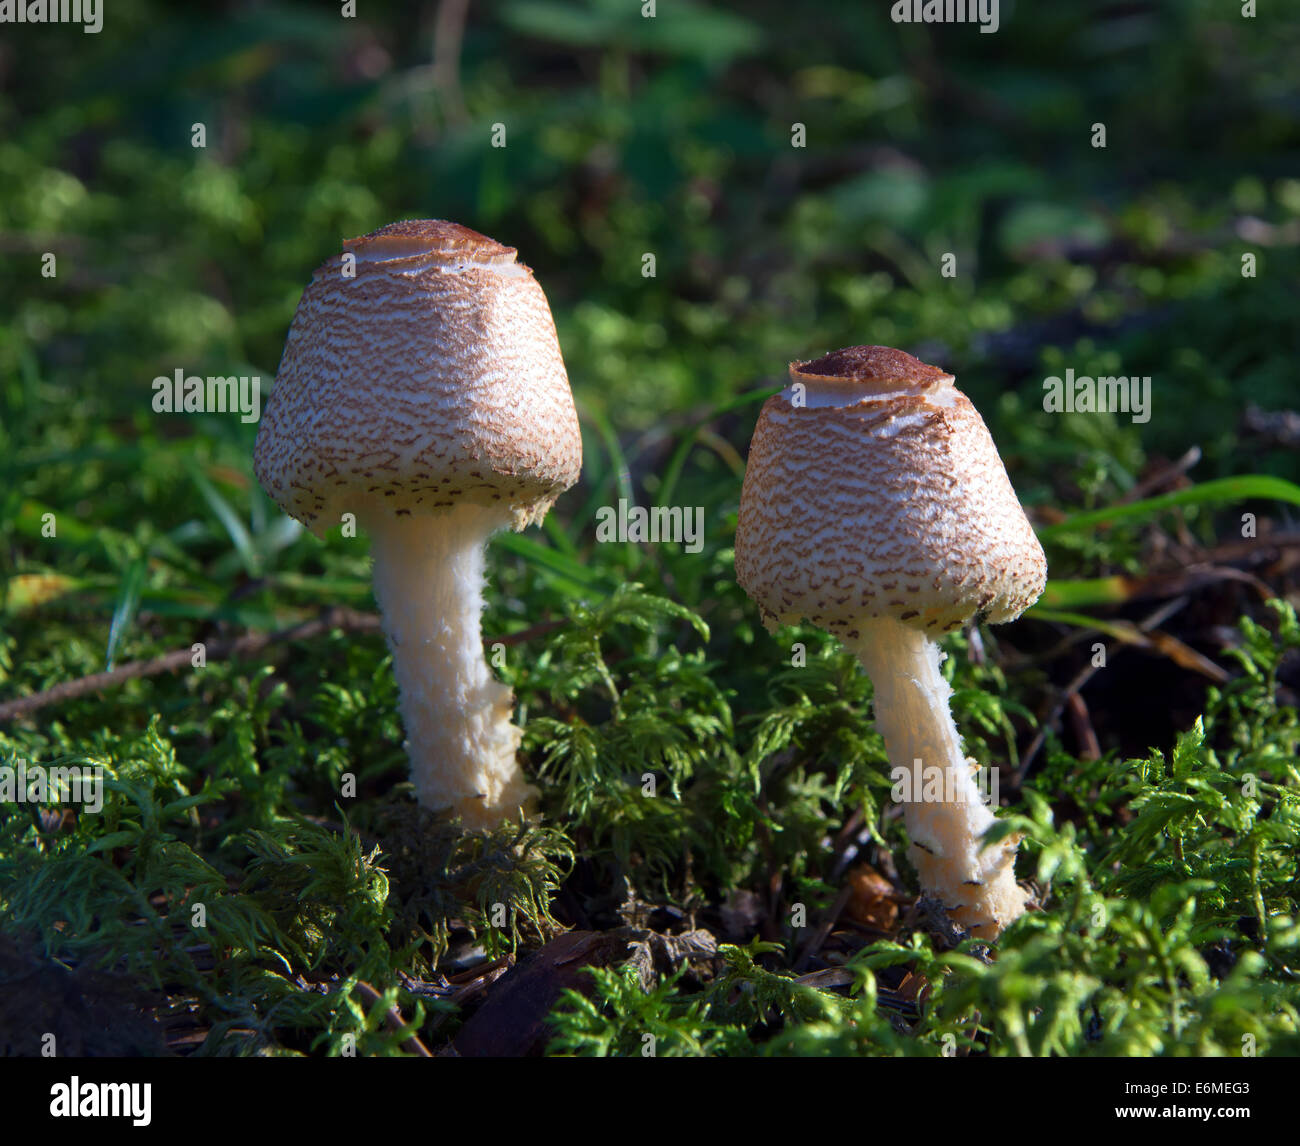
{"left": 0, "top": 609, "right": 564, "bottom": 722}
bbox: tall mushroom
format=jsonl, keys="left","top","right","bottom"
{"left": 734, "top": 346, "right": 1046, "bottom": 938}
{"left": 254, "top": 220, "right": 582, "bottom": 829}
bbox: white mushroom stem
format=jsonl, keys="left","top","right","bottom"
{"left": 366, "top": 502, "right": 537, "bottom": 829}
{"left": 846, "top": 616, "right": 1026, "bottom": 938}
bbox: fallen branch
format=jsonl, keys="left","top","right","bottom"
{"left": 0, "top": 610, "right": 564, "bottom": 723}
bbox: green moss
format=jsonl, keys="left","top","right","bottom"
{"left": 2, "top": 0, "right": 1298, "bottom": 1056}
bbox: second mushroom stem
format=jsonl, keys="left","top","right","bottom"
{"left": 366, "top": 502, "right": 538, "bottom": 829}
{"left": 847, "top": 617, "right": 1026, "bottom": 939}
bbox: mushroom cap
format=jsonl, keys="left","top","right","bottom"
{"left": 734, "top": 346, "right": 1046, "bottom": 637}
{"left": 254, "top": 220, "right": 582, "bottom": 536}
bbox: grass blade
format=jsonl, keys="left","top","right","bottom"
{"left": 188, "top": 462, "right": 261, "bottom": 576}
{"left": 1038, "top": 475, "right": 1300, "bottom": 541}
{"left": 494, "top": 531, "right": 602, "bottom": 591}
{"left": 105, "top": 557, "right": 147, "bottom": 670}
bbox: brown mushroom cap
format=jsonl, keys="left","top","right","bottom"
{"left": 254, "top": 219, "right": 582, "bottom": 536}
{"left": 734, "top": 346, "right": 1046, "bottom": 637}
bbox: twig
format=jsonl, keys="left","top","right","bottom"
{"left": 793, "top": 883, "right": 853, "bottom": 973}
{"left": 0, "top": 607, "right": 378, "bottom": 722}
{"left": 351, "top": 980, "right": 433, "bottom": 1057}
{"left": 0, "top": 610, "right": 565, "bottom": 723}
{"left": 794, "top": 967, "right": 854, "bottom": 990}
{"left": 1066, "top": 692, "right": 1101, "bottom": 761}
{"left": 1191, "top": 530, "right": 1300, "bottom": 567}
{"left": 427, "top": 957, "right": 513, "bottom": 1033}
{"left": 1117, "top": 446, "right": 1201, "bottom": 504}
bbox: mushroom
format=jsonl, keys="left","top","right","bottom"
{"left": 253, "top": 220, "right": 582, "bottom": 829}
{"left": 734, "top": 346, "right": 1046, "bottom": 938}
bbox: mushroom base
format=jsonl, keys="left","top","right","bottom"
{"left": 848, "top": 617, "right": 1027, "bottom": 939}
{"left": 367, "top": 503, "right": 538, "bottom": 829}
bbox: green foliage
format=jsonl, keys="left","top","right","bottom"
{"left": 3, "top": 0, "right": 1300, "bottom": 1056}
{"left": 548, "top": 964, "right": 741, "bottom": 1057}
{"left": 545, "top": 604, "right": 1300, "bottom": 1055}
{"left": 371, "top": 805, "right": 575, "bottom": 967}
{"left": 523, "top": 585, "right": 741, "bottom": 881}
{"left": 705, "top": 939, "right": 852, "bottom": 1029}
{"left": 7, "top": 590, "right": 1298, "bottom": 1054}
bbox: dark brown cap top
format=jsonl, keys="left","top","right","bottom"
{"left": 793, "top": 345, "right": 954, "bottom": 391}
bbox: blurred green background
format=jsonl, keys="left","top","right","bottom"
{"left": 4, "top": 0, "right": 1299, "bottom": 479}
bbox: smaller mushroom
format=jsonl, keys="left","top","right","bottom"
{"left": 735, "top": 346, "right": 1046, "bottom": 938}
{"left": 254, "top": 220, "right": 582, "bottom": 829}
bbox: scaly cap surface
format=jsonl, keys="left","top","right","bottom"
{"left": 254, "top": 220, "right": 582, "bottom": 536}
{"left": 734, "top": 346, "right": 1046, "bottom": 636}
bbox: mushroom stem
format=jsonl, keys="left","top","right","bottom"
{"left": 847, "top": 616, "right": 1026, "bottom": 938}
{"left": 366, "top": 502, "right": 537, "bottom": 828}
